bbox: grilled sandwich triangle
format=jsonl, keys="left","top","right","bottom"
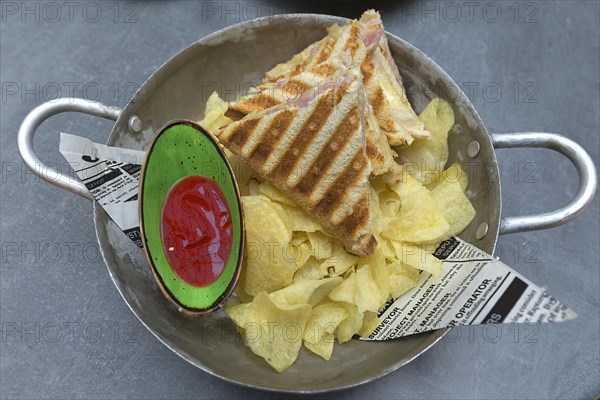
{"left": 255, "top": 10, "right": 431, "bottom": 146}
{"left": 358, "top": 10, "right": 430, "bottom": 145}
{"left": 216, "top": 69, "right": 377, "bottom": 256}
{"left": 226, "top": 20, "right": 395, "bottom": 175}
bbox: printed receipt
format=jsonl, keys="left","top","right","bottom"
{"left": 59, "top": 132, "right": 145, "bottom": 248}
{"left": 59, "top": 133, "right": 576, "bottom": 339}
{"left": 363, "top": 237, "right": 576, "bottom": 340}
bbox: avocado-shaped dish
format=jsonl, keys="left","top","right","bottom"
{"left": 139, "top": 120, "right": 244, "bottom": 316}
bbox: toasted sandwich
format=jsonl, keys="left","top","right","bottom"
{"left": 358, "top": 10, "right": 430, "bottom": 145}
{"left": 216, "top": 70, "right": 377, "bottom": 256}
{"left": 226, "top": 21, "right": 395, "bottom": 175}
{"left": 255, "top": 10, "right": 430, "bottom": 146}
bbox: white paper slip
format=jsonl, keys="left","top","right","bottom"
{"left": 59, "top": 132, "right": 145, "bottom": 248}
{"left": 362, "top": 237, "right": 576, "bottom": 341}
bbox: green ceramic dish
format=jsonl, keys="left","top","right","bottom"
{"left": 138, "top": 120, "right": 244, "bottom": 316}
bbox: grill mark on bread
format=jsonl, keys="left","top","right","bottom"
{"left": 315, "top": 151, "right": 368, "bottom": 218}
{"left": 226, "top": 118, "right": 260, "bottom": 150}
{"left": 365, "top": 133, "right": 384, "bottom": 164}
{"left": 352, "top": 233, "right": 377, "bottom": 255}
{"left": 316, "top": 38, "right": 337, "bottom": 63}
{"left": 246, "top": 93, "right": 278, "bottom": 111}
{"left": 361, "top": 57, "right": 375, "bottom": 84}
{"left": 295, "top": 105, "right": 359, "bottom": 198}
{"left": 262, "top": 97, "right": 320, "bottom": 173}
{"left": 344, "top": 37, "right": 359, "bottom": 58}
{"left": 228, "top": 93, "right": 278, "bottom": 116}
{"left": 337, "top": 193, "right": 370, "bottom": 237}
{"left": 248, "top": 109, "right": 297, "bottom": 163}
{"left": 229, "top": 66, "right": 335, "bottom": 118}
{"left": 272, "top": 90, "right": 337, "bottom": 184}
{"left": 287, "top": 82, "right": 355, "bottom": 187}
{"left": 281, "top": 80, "right": 311, "bottom": 98}
{"left": 310, "top": 63, "right": 337, "bottom": 78}
{"left": 370, "top": 87, "right": 385, "bottom": 121}
{"left": 344, "top": 24, "right": 361, "bottom": 58}
{"left": 223, "top": 108, "right": 246, "bottom": 121}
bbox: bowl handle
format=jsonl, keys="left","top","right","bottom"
{"left": 491, "top": 132, "right": 597, "bottom": 234}
{"left": 18, "top": 98, "right": 122, "bottom": 200}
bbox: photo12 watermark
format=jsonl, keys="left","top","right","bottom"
{"left": 1, "top": 320, "right": 142, "bottom": 345}
{"left": 199, "top": 1, "right": 328, "bottom": 24}
{"left": 403, "top": 80, "right": 540, "bottom": 106}
{"left": 1, "top": 81, "right": 143, "bottom": 104}
{"left": 1, "top": 1, "right": 139, "bottom": 24}
{"left": 399, "top": 1, "right": 540, "bottom": 24}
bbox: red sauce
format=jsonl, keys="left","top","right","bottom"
{"left": 160, "top": 176, "right": 233, "bottom": 287}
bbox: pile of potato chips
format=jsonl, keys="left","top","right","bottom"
{"left": 200, "top": 93, "right": 476, "bottom": 372}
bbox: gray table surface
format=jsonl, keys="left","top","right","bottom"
{"left": 1, "top": 1, "right": 598, "bottom": 399}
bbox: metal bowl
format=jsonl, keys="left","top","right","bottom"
{"left": 18, "top": 14, "right": 596, "bottom": 393}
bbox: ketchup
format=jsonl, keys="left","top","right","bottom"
{"left": 160, "top": 176, "right": 233, "bottom": 287}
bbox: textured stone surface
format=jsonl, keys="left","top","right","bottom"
{"left": 1, "top": 1, "right": 598, "bottom": 398}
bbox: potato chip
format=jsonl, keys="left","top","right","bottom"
{"left": 359, "top": 248, "right": 390, "bottom": 305}
{"left": 303, "top": 301, "right": 347, "bottom": 361}
{"left": 225, "top": 292, "right": 311, "bottom": 372}
{"left": 234, "top": 262, "right": 254, "bottom": 303}
{"left": 388, "top": 261, "right": 420, "bottom": 298}
{"left": 290, "top": 240, "right": 312, "bottom": 270}
{"left": 199, "top": 91, "right": 233, "bottom": 133}
{"left": 304, "top": 333, "right": 335, "bottom": 361}
{"left": 293, "top": 257, "right": 327, "bottom": 282}
{"left": 307, "top": 231, "right": 358, "bottom": 276}
{"left": 418, "top": 97, "right": 455, "bottom": 140}
{"left": 431, "top": 180, "right": 477, "bottom": 236}
{"left": 328, "top": 271, "right": 357, "bottom": 305}
{"left": 384, "top": 170, "right": 422, "bottom": 197}
{"left": 355, "top": 265, "right": 384, "bottom": 313}
{"left": 225, "top": 150, "right": 262, "bottom": 196}
{"left": 395, "top": 98, "right": 454, "bottom": 185}
{"left": 378, "top": 190, "right": 401, "bottom": 220}
{"left": 280, "top": 204, "right": 322, "bottom": 233}
{"left": 303, "top": 302, "right": 347, "bottom": 344}
{"left": 328, "top": 265, "right": 384, "bottom": 313}
{"left": 416, "top": 241, "right": 441, "bottom": 255}
{"left": 258, "top": 181, "right": 298, "bottom": 206}
{"left": 307, "top": 231, "right": 336, "bottom": 258}
{"left": 391, "top": 241, "right": 443, "bottom": 277}
{"left": 371, "top": 175, "right": 387, "bottom": 193}
{"left": 428, "top": 162, "right": 468, "bottom": 191}
{"left": 291, "top": 231, "right": 309, "bottom": 245}
{"left": 270, "top": 203, "right": 295, "bottom": 232}
{"left": 371, "top": 187, "right": 383, "bottom": 235}
{"left": 335, "top": 302, "right": 364, "bottom": 344}
{"left": 376, "top": 235, "right": 397, "bottom": 260}
{"left": 383, "top": 184, "right": 451, "bottom": 244}
{"left": 270, "top": 277, "right": 342, "bottom": 306}
{"left": 247, "top": 179, "right": 261, "bottom": 196}
{"left": 320, "top": 248, "right": 358, "bottom": 277}
{"left": 358, "top": 311, "right": 381, "bottom": 337}
{"left": 242, "top": 196, "right": 296, "bottom": 295}
{"left": 410, "top": 250, "right": 443, "bottom": 277}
